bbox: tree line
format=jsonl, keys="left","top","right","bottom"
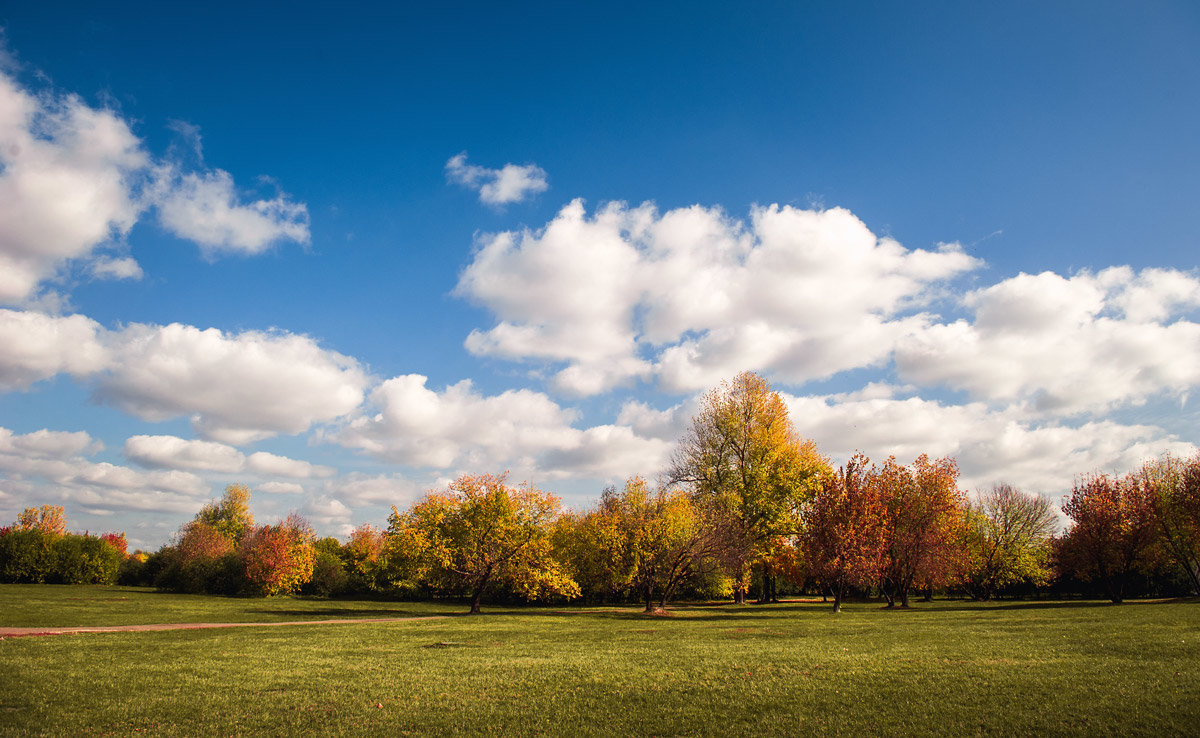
{"left": 2, "top": 372, "right": 1197, "bottom": 612}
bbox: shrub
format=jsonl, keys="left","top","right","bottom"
{"left": 52, "top": 534, "right": 122, "bottom": 585}
{"left": 0, "top": 528, "right": 56, "bottom": 583}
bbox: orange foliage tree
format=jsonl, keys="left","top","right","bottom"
{"left": 1060, "top": 472, "right": 1158, "bottom": 603}
{"left": 16, "top": 505, "right": 67, "bottom": 536}
{"left": 801, "top": 454, "right": 887, "bottom": 612}
{"left": 242, "top": 513, "right": 317, "bottom": 596}
{"left": 877, "top": 455, "right": 967, "bottom": 607}
{"left": 391, "top": 473, "right": 579, "bottom": 614}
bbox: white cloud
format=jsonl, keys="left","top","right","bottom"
{"left": 0, "top": 309, "right": 108, "bottom": 389}
{"left": 257, "top": 481, "right": 305, "bottom": 496}
{"left": 895, "top": 268, "right": 1200, "bottom": 415}
{"left": 446, "top": 152, "right": 548, "bottom": 205}
{"left": 328, "top": 373, "right": 673, "bottom": 481}
{"left": 124, "top": 435, "right": 244, "bottom": 473}
{"left": 0, "top": 426, "right": 210, "bottom": 522}
{"left": 0, "top": 69, "right": 147, "bottom": 303}
{"left": 246, "top": 451, "right": 334, "bottom": 479}
{"left": 456, "top": 200, "right": 980, "bottom": 396}
{"left": 88, "top": 255, "right": 143, "bottom": 281}
{"left": 0, "top": 427, "right": 102, "bottom": 459}
{"left": 0, "top": 64, "right": 310, "bottom": 304}
{"left": 320, "top": 472, "right": 423, "bottom": 508}
{"left": 153, "top": 168, "right": 310, "bottom": 255}
{"left": 301, "top": 494, "right": 354, "bottom": 537}
{"left": 0, "top": 310, "right": 368, "bottom": 444}
{"left": 96, "top": 323, "right": 368, "bottom": 443}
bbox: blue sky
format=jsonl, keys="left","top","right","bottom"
{"left": 1, "top": 2, "right": 1198, "bottom": 548}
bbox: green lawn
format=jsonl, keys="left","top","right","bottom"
{"left": 1, "top": 586, "right": 1197, "bottom": 736}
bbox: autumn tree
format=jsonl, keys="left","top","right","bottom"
{"left": 1060, "top": 472, "right": 1158, "bottom": 603}
{"left": 16, "top": 505, "right": 67, "bottom": 536}
{"left": 877, "top": 455, "right": 967, "bottom": 607}
{"left": 390, "top": 473, "right": 579, "bottom": 614}
{"left": 341, "top": 523, "right": 390, "bottom": 593}
{"left": 195, "top": 484, "right": 255, "bottom": 544}
{"left": 961, "top": 484, "right": 1057, "bottom": 600}
{"left": 585, "top": 477, "right": 720, "bottom": 612}
{"left": 242, "top": 512, "right": 318, "bottom": 596}
{"left": 801, "top": 454, "right": 887, "bottom": 612}
{"left": 669, "top": 371, "right": 828, "bottom": 603}
{"left": 1138, "top": 454, "right": 1200, "bottom": 595}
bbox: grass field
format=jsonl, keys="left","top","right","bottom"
{"left": 1, "top": 586, "right": 1197, "bottom": 736}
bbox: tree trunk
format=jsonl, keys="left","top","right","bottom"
{"left": 900, "top": 588, "right": 910, "bottom": 608}
{"left": 470, "top": 585, "right": 484, "bottom": 614}
{"left": 832, "top": 585, "right": 842, "bottom": 613}
{"left": 923, "top": 583, "right": 934, "bottom": 602}
{"left": 645, "top": 585, "right": 655, "bottom": 613}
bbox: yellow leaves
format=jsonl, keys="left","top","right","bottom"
{"left": 16, "top": 504, "right": 67, "bottom": 536}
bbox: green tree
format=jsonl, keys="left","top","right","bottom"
{"left": 963, "top": 484, "right": 1057, "bottom": 600}
{"left": 668, "top": 371, "right": 828, "bottom": 603}
{"left": 389, "top": 473, "right": 579, "bottom": 614}
{"left": 1138, "top": 454, "right": 1200, "bottom": 595}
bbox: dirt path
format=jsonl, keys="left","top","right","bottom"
{"left": 0, "top": 615, "right": 448, "bottom": 638}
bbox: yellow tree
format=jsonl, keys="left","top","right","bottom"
{"left": 16, "top": 505, "right": 67, "bottom": 536}
{"left": 195, "top": 484, "right": 255, "bottom": 544}
{"left": 391, "top": 473, "right": 579, "bottom": 614}
{"left": 585, "top": 477, "right": 719, "bottom": 612}
{"left": 669, "top": 371, "right": 828, "bottom": 603}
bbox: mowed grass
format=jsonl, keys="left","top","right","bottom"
{"left": 1, "top": 586, "right": 1197, "bottom": 736}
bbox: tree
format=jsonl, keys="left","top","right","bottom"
{"left": 962, "top": 484, "right": 1057, "bottom": 600}
{"left": 877, "top": 455, "right": 967, "bottom": 607}
{"left": 669, "top": 371, "right": 828, "bottom": 603}
{"left": 390, "top": 473, "right": 579, "bottom": 614}
{"left": 195, "top": 484, "right": 255, "bottom": 544}
{"left": 242, "top": 513, "right": 317, "bottom": 596}
{"left": 585, "top": 477, "right": 720, "bottom": 612}
{"left": 16, "top": 505, "right": 67, "bottom": 536}
{"left": 1060, "top": 472, "right": 1158, "bottom": 603}
{"left": 1138, "top": 454, "right": 1200, "bottom": 595}
{"left": 801, "top": 454, "right": 887, "bottom": 613}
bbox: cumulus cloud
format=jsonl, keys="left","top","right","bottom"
{"left": 0, "top": 309, "right": 108, "bottom": 389}
{"left": 445, "top": 152, "right": 548, "bottom": 206}
{"left": 456, "top": 200, "right": 980, "bottom": 396}
{"left": 328, "top": 374, "right": 673, "bottom": 481}
{"left": 0, "top": 63, "right": 310, "bottom": 304}
{"left": 0, "top": 426, "right": 210, "bottom": 522}
{"left": 153, "top": 168, "right": 310, "bottom": 255}
{"left": 246, "top": 451, "right": 334, "bottom": 479}
{"left": 0, "top": 310, "right": 367, "bottom": 442}
{"left": 96, "top": 323, "right": 368, "bottom": 443}
{"left": 320, "top": 472, "right": 424, "bottom": 508}
{"left": 88, "top": 255, "right": 143, "bottom": 281}
{"left": 895, "top": 267, "right": 1200, "bottom": 415}
{"left": 124, "top": 435, "right": 245, "bottom": 473}
{"left": 0, "top": 70, "right": 146, "bottom": 303}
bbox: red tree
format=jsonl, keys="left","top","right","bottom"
{"left": 1060, "top": 472, "right": 1158, "bottom": 603}
{"left": 878, "top": 455, "right": 967, "bottom": 607}
{"left": 242, "top": 513, "right": 317, "bottom": 596}
{"left": 801, "top": 454, "right": 887, "bottom": 612}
